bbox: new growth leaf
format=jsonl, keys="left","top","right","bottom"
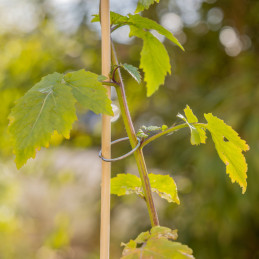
{"left": 120, "top": 63, "right": 141, "bottom": 84}
{"left": 121, "top": 226, "right": 195, "bottom": 258}
{"left": 92, "top": 12, "right": 183, "bottom": 96}
{"left": 178, "top": 105, "right": 207, "bottom": 145}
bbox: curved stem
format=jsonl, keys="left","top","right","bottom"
{"left": 111, "top": 41, "right": 159, "bottom": 227}
{"left": 141, "top": 123, "right": 208, "bottom": 149}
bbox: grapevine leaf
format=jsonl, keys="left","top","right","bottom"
{"left": 92, "top": 12, "right": 183, "bottom": 96}
{"left": 149, "top": 174, "right": 180, "bottom": 204}
{"left": 128, "top": 14, "right": 184, "bottom": 50}
{"left": 109, "top": 12, "right": 128, "bottom": 25}
{"left": 150, "top": 226, "right": 178, "bottom": 240}
{"left": 97, "top": 75, "right": 108, "bottom": 82}
{"left": 64, "top": 70, "right": 113, "bottom": 116}
{"left": 121, "top": 226, "right": 195, "bottom": 259}
{"left": 91, "top": 14, "right": 99, "bottom": 23}
{"left": 93, "top": 12, "right": 184, "bottom": 51}
{"left": 184, "top": 105, "right": 198, "bottom": 123}
{"left": 91, "top": 12, "right": 128, "bottom": 25}
{"left": 184, "top": 105, "right": 207, "bottom": 145}
{"left": 204, "top": 113, "right": 249, "bottom": 193}
{"left": 130, "top": 26, "right": 171, "bottom": 96}
{"left": 111, "top": 173, "right": 180, "bottom": 204}
{"left": 120, "top": 63, "right": 141, "bottom": 83}
{"left": 178, "top": 106, "right": 207, "bottom": 145}
{"left": 135, "top": 0, "right": 160, "bottom": 13}
{"left": 8, "top": 72, "right": 77, "bottom": 168}
{"left": 134, "top": 231, "right": 151, "bottom": 243}
{"left": 9, "top": 69, "right": 113, "bottom": 168}
{"left": 111, "top": 174, "right": 143, "bottom": 197}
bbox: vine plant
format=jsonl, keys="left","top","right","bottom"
{"left": 8, "top": 0, "right": 249, "bottom": 258}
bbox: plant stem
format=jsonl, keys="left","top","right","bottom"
{"left": 111, "top": 42, "right": 159, "bottom": 227}
{"left": 141, "top": 123, "right": 208, "bottom": 148}
{"left": 100, "top": 0, "right": 111, "bottom": 258}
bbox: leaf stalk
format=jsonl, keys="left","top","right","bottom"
{"left": 141, "top": 123, "right": 208, "bottom": 148}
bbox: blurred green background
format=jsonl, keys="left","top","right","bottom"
{"left": 0, "top": 0, "right": 258, "bottom": 258}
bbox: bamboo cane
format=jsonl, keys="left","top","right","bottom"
{"left": 100, "top": 0, "right": 111, "bottom": 258}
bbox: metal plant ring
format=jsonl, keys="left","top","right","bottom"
{"left": 99, "top": 137, "right": 141, "bottom": 162}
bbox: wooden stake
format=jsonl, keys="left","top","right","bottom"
{"left": 100, "top": 0, "right": 111, "bottom": 258}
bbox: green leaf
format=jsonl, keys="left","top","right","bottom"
{"left": 121, "top": 226, "right": 195, "bottom": 259}
{"left": 8, "top": 72, "right": 77, "bottom": 168}
{"left": 91, "top": 12, "right": 128, "bottom": 25}
{"left": 135, "top": 0, "right": 160, "bottom": 13}
{"left": 184, "top": 105, "right": 207, "bottom": 145}
{"left": 120, "top": 63, "right": 141, "bottom": 83}
{"left": 111, "top": 174, "right": 143, "bottom": 197}
{"left": 93, "top": 12, "right": 184, "bottom": 51}
{"left": 178, "top": 105, "right": 207, "bottom": 145}
{"left": 94, "top": 12, "right": 183, "bottom": 96}
{"left": 204, "top": 113, "right": 249, "bottom": 193}
{"left": 184, "top": 105, "right": 198, "bottom": 123}
{"left": 149, "top": 174, "right": 180, "bottom": 204}
{"left": 150, "top": 226, "right": 178, "bottom": 240}
{"left": 111, "top": 173, "right": 180, "bottom": 204}
{"left": 64, "top": 70, "right": 113, "bottom": 115}
{"left": 97, "top": 75, "right": 108, "bottom": 82}
{"left": 91, "top": 14, "right": 99, "bottom": 23}
{"left": 110, "top": 11, "right": 129, "bottom": 25}
{"left": 128, "top": 14, "right": 184, "bottom": 50}
{"left": 9, "top": 70, "right": 113, "bottom": 168}
{"left": 130, "top": 26, "right": 171, "bottom": 96}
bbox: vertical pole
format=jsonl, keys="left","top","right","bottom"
{"left": 100, "top": 0, "right": 111, "bottom": 259}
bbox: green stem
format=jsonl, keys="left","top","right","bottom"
{"left": 101, "top": 81, "right": 119, "bottom": 87}
{"left": 141, "top": 123, "right": 208, "bottom": 148}
{"left": 111, "top": 41, "right": 159, "bottom": 227}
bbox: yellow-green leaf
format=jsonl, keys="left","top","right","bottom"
{"left": 9, "top": 70, "right": 113, "bottom": 168}
{"left": 128, "top": 14, "right": 184, "bottom": 50}
{"left": 94, "top": 12, "right": 183, "bottom": 50}
{"left": 178, "top": 106, "right": 207, "bottom": 145}
{"left": 9, "top": 72, "right": 77, "bottom": 168}
{"left": 150, "top": 226, "right": 178, "bottom": 240}
{"left": 205, "top": 113, "right": 249, "bottom": 193}
{"left": 64, "top": 69, "right": 113, "bottom": 115}
{"left": 130, "top": 26, "right": 171, "bottom": 96}
{"left": 111, "top": 174, "right": 143, "bottom": 197}
{"left": 184, "top": 105, "right": 198, "bottom": 123}
{"left": 91, "top": 12, "right": 128, "bottom": 25}
{"left": 135, "top": 0, "right": 160, "bottom": 13}
{"left": 184, "top": 105, "right": 207, "bottom": 145}
{"left": 111, "top": 173, "right": 180, "bottom": 204}
{"left": 121, "top": 226, "right": 195, "bottom": 259}
{"left": 149, "top": 174, "right": 180, "bottom": 204}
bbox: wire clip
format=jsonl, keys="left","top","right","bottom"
{"left": 99, "top": 137, "right": 141, "bottom": 162}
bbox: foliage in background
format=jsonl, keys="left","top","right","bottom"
{"left": 0, "top": 0, "right": 258, "bottom": 258}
